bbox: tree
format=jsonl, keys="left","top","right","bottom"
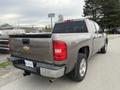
{"left": 43, "top": 25, "right": 52, "bottom": 32}
{"left": 84, "top": 0, "right": 120, "bottom": 28}
{"left": 84, "top": 0, "right": 103, "bottom": 22}
{"left": 101, "top": 0, "right": 120, "bottom": 28}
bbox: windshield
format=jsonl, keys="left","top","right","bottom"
{"left": 53, "top": 21, "right": 88, "bottom": 33}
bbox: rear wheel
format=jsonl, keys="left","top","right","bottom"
{"left": 68, "top": 53, "right": 87, "bottom": 82}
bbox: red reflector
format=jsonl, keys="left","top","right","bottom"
{"left": 53, "top": 40, "right": 67, "bottom": 61}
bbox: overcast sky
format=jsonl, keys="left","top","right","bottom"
{"left": 0, "top": 0, "right": 85, "bottom": 26}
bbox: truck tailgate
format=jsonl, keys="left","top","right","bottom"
{"left": 9, "top": 34, "right": 53, "bottom": 63}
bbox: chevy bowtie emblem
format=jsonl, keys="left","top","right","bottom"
{"left": 23, "top": 46, "right": 30, "bottom": 51}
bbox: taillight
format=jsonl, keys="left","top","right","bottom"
{"left": 53, "top": 40, "right": 67, "bottom": 61}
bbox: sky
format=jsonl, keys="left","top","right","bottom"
{"left": 0, "top": 0, "right": 85, "bottom": 26}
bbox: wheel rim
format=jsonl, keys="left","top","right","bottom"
{"left": 79, "top": 58, "right": 87, "bottom": 77}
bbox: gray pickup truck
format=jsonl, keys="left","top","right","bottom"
{"left": 9, "top": 19, "right": 108, "bottom": 82}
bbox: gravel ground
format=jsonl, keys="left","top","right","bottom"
{"left": 0, "top": 66, "right": 23, "bottom": 87}
{"left": 0, "top": 54, "right": 23, "bottom": 87}
{"left": 0, "top": 54, "right": 10, "bottom": 63}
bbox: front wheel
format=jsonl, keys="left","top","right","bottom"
{"left": 67, "top": 53, "right": 88, "bottom": 82}
{"left": 100, "top": 43, "right": 108, "bottom": 54}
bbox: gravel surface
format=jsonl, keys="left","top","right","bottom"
{"left": 0, "top": 54, "right": 10, "bottom": 63}
{"left": 0, "top": 67, "right": 23, "bottom": 87}
{"left": 0, "top": 55, "right": 22, "bottom": 87}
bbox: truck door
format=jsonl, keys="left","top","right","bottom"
{"left": 88, "top": 21, "right": 100, "bottom": 55}
{"left": 94, "top": 22, "right": 105, "bottom": 50}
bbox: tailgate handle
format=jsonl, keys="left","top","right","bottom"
{"left": 22, "top": 39, "right": 30, "bottom": 44}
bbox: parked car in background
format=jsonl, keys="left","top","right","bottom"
{"left": 105, "top": 27, "right": 120, "bottom": 34}
{"left": 104, "top": 29, "right": 109, "bottom": 34}
{"left": 0, "top": 29, "right": 25, "bottom": 53}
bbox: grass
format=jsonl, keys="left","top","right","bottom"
{"left": 0, "top": 61, "right": 12, "bottom": 68}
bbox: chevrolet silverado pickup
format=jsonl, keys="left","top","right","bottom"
{"left": 9, "top": 19, "right": 108, "bottom": 82}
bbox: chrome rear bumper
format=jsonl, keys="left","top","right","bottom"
{"left": 40, "top": 67, "right": 65, "bottom": 78}
{"left": 8, "top": 56, "right": 65, "bottom": 78}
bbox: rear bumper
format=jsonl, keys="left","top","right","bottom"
{"left": 8, "top": 56, "right": 65, "bottom": 78}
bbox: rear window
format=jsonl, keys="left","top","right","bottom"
{"left": 53, "top": 21, "right": 88, "bottom": 33}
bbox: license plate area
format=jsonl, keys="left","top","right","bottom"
{"left": 24, "top": 60, "right": 34, "bottom": 68}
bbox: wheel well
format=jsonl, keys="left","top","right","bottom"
{"left": 78, "top": 46, "right": 89, "bottom": 59}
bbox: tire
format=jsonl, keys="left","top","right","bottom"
{"left": 67, "top": 53, "right": 88, "bottom": 82}
{"left": 100, "top": 42, "right": 108, "bottom": 54}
